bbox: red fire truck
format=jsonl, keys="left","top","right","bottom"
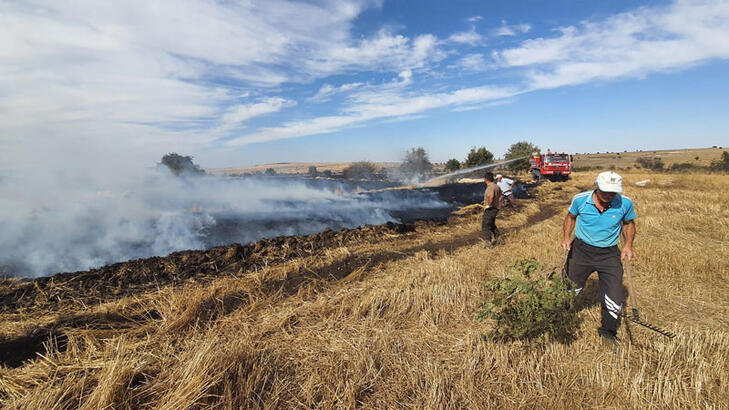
{"left": 529, "top": 151, "right": 572, "bottom": 181}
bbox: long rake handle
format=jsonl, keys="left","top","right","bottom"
{"left": 543, "top": 249, "right": 569, "bottom": 280}
{"left": 624, "top": 259, "right": 639, "bottom": 321}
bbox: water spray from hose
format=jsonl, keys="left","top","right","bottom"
{"left": 420, "top": 156, "right": 529, "bottom": 187}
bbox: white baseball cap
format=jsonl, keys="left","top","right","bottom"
{"left": 595, "top": 171, "right": 623, "bottom": 193}
{"left": 495, "top": 174, "right": 503, "bottom": 179}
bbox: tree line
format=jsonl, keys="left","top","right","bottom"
{"left": 444, "top": 141, "right": 539, "bottom": 173}
{"left": 158, "top": 147, "right": 729, "bottom": 182}
{"left": 339, "top": 141, "right": 540, "bottom": 182}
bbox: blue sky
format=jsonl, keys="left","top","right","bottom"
{"left": 1, "top": 0, "right": 728, "bottom": 170}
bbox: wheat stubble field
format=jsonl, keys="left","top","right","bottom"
{"left": 1, "top": 171, "right": 728, "bottom": 409}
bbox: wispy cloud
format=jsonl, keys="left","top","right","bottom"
{"left": 382, "top": 114, "right": 428, "bottom": 123}
{"left": 0, "top": 0, "right": 435, "bottom": 169}
{"left": 309, "top": 82, "right": 365, "bottom": 102}
{"left": 302, "top": 30, "right": 446, "bottom": 76}
{"left": 493, "top": 20, "right": 531, "bottom": 36}
{"left": 495, "top": 0, "right": 729, "bottom": 89}
{"left": 451, "top": 53, "right": 488, "bottom": 71}
{"left": 448, "top": 28, "right": 483, "bottom": 46}
{"left": 226, "top": 84, "right": 520, "bottom": 145}
{"left": 451, "top": 97, "right": 518, "bottom": 112}
{"left": 225, "top": 0, "right": 729, "bottom": 148}
{"left": 2, "top": 0, "right": 729, "bottom": 168}
{"left": 218, "top": 98, "right": 294, "bottom": 131}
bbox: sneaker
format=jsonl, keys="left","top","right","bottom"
{"left": 484, "top": 241, "right": 494, "bottom": 249}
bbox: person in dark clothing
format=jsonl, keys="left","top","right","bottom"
{"left": 562, "top": 171, "right": 636, "bottom": 347}
{"left": 482, "top": 172, "right": 503, "bottom": 249}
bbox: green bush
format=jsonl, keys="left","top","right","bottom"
{"left": 636, "top": 157, "right": 664, "bottom": 171}
{"left": 505, "top": 141, "right": 539, "bottom": 172}
{"left": 343, "top": 161, "right": 379, "bottom": 180}
{"left": 463, "top": 147, "right": 494, "bottom": 168}
{"left": 444, "top": 158, "right": 461, "bottom": 172}
{"left": 711, "top": 151, "right": 729, "bottom": 172}
{"left": 668, "top": 162, "right": 703, "bottom": 172}
{"left": 477, "top": 259, "right": 579, "bottom": 341}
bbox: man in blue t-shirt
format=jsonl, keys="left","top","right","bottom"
{"left": 562, "top": 171, "right": 636, "bottom": 346}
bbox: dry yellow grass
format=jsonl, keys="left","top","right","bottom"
{"left": 1, "top": 170, "right": 728, "bottom": 408}
{"left": 573, "top": 147, "right": 726, "bottom": 169}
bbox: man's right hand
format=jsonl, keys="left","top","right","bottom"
{"left": 562, "top": 239, "right": 571, "bottom": 251}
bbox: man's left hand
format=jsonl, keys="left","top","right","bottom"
{"left": 621, "top": 246, "right": 633, "bottom": 261}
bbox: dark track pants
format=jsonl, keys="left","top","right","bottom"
{"left": 481, "top": 208, "right": 499, "bottom": 242}
{"left": 566, "top": 238, "right": 624, "bottom": 336}
{"left": 500, "top": 194, "right": 519, "bottom": 210}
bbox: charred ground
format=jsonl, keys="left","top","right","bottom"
{"left": 0, "top": 181, "right": 555, "bottom": 370}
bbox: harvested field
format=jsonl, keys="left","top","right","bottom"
{"left": 1, "top": 171, "right": 728, "bottom": 408}
{"left": 573, "top": 147, "right": 725, "bottom": 169}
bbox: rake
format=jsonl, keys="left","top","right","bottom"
{"left": 623, "top": 259, "right": 676, "bottom": 339}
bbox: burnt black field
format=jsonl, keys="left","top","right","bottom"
{"left": 200, "top": 178, "right": 489, "bottom": 249}
{"left": 1, "top": 173, "right": 501, "bottom": 278}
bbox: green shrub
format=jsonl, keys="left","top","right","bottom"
{"left": 463, "top": 146, "right": 494, "bottom": 168}
{"left": 343, "top": 161, "right": 379, "bottom": 179}
{"left": 636, "top": 156, "right": 664, "bottom": 171}
{"left": 505, "top": 141, "right": 539, "bottom": 172}
{"left": 710, "top": 151, "right": 729, "bottom": 172}
{"left": 477, "top": 259, "right": 579, "bottom": 341}
{"left": 444, "top": 158, "right": 461, "bottom": 172}
{"left": 668, "top": 162, "right": 703, "bottom": 172}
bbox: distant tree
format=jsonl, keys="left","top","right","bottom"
{"left": 264, "top": 167, "right": 277, "bottom": 176}
{"left": 711, "top": 151, "right": 729, "bottom": 172}
{"left": 464, "top": 147, "right": 494, "bottom": 168}
{"left": 444, "top": 158, "right": 461, "bottom": 172}
{"left": 321, "top": 169, "right": 333, "bottom": 178}
{"left": 343, "top": 161, "right": 378, "bottom": 180}
{"left": 399, "top": 147, "right": 433, "bottom": 181}
{"left": 505, "top": 141, "right": 540, "bottom": 172}
{"left": 308, "top": 165, "right": 319, "bottom": 177}
{"left": 158, "top": 153, "right": 205, "bottom": 176}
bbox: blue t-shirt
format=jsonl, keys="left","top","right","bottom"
{"left": 568, "top": 190, "right": 636, "bottom": 247}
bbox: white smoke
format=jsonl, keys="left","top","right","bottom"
{"left": 0, "top": 168, "right": 449, "bottom": 278}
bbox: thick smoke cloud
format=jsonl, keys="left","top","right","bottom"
{"left": 0, "top": 169, "right": 449, "bottom": 278}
